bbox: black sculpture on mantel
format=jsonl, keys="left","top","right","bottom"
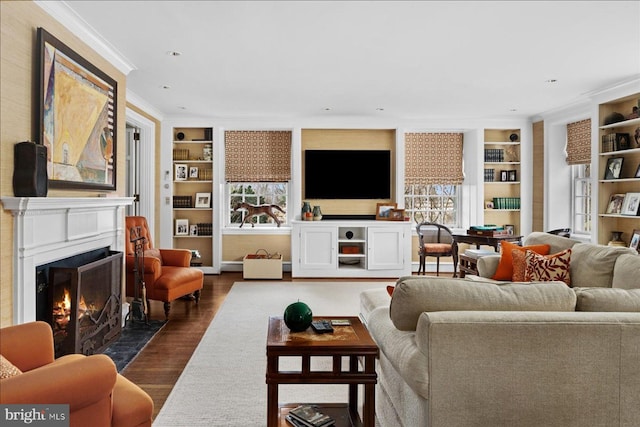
{"left": 126, "top": 226, "right": 148, "bottom": 325}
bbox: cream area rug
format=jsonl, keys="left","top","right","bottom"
{"left": 153, "top": 281, "right": 391, "bottom": 426}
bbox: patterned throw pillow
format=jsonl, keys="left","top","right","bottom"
{"left": 511, "top": 249, "right": 528, "bottom": 282}
{"left": 0, "top": 354, "right": 22, "bottom": 379}
{"left": 524, "top": 249, "right": 572, "bottom": 286}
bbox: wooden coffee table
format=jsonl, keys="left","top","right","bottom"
{"left": 266, "top": 316, "right": 378, "bottom": 427}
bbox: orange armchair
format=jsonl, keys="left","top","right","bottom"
{"left": 0, "top": 321, "right": 153, "bottom": 427}
{"left": 125, "top": 216, "right": 203, "bottom": 319}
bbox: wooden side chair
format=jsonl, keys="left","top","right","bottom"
{"left": 416, "top": 222, "right": 454, "bottom": 276}
{"left": 547, "top": 228, "right": 571, "bottom": 238}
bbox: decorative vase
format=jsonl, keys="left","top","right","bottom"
{"left": 312, "top": 205, "right": 322, "bottom": 221}
{"left": 283, "top": 301, "right": 313, "bottom": 332}
{"left": 608, "top": 231, "right": 625, "bottom": 247}
{"left": 301, "top": 201, "right": 312, "bottom": 221}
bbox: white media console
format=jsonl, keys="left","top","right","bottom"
{"left": 291, "top": 220, "right": 412, "bottom": 278}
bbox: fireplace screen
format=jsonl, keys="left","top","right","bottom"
{"left": 48, "top": 251, "right": 123, "bottom": 357}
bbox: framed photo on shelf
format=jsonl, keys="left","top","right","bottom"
{"left": 375, "top": 202, "right": 397, "bottom": 220}
{"left": 605, "top": 193, "right": 626, "bottom": 215}
{"left": 195, "top": 192, "right": 211, "bottom": 208}
{"left": 189, "top": 166, "right": 199, "bottom": 179}
{"left": 175, "top": 219, "right": 189, "bottom": 235}
{"left": 175, "top": 164, "right": 187, "bottom": 181}
{"left": 620, "top": 192, "right": 640, "bottom": 216}
{"left": 189, "top": 225, "right": 198, "bottom": 236}
{"left": 630, "top": 229, "right": 640, "bottom": 252}
{"left": 635, "top": 163, "right": 640, "bottom": 178}
{"left": 500, "top": 170, "right": 508, "bottom": 182}
{"left": 389, "top": 209, "right": 406, "bottom": 221}
{"left": 604, "top": 157, "right": 624, "bottom": 180}
{"left": 508, "top": 170, "right": 517, "bottom": 182}
{"left": 503, "top": 224, "right": 515, "bottom": 235}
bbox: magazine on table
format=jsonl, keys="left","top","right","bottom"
{"left": 287, "top": 405, "right": 335, "bottom": 427}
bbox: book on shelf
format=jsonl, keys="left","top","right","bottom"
{"left": 287, "top": 405, "right": 335, "bottom": 427}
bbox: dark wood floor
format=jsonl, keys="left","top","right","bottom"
{"left": 121, "top": 272, "right": 402, "bottom": 419}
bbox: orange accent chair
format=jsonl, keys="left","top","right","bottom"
{"left": 0, "top": 321, "right": 153, "bottom": 427}
{"left": 125, "top": 216, "right": 203, "bottom": 319}
{"left": 416, "top": 221, "right": 454, "bottom": 276}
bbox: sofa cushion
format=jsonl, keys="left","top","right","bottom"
{"left": 574, "top": 287, "right": 640, "bottom": 312}
{"left": 0, "top": 355, "right": 22, "bottom": 379}
{"left": 612, "top": 253, "right": 640, "bottom": 289}
{"left": 359, "top": 288, "right": 391, "bottom": 325}
{"left": 389, "top": 277, "right": 576, "bottom": 331}
{"left": 525, "top": 249, "right": 572, "bottom": 286}
{"left": 491, "top": 241, "right": 550, "bottom": 281}
{"left": 570, "top": 243, "right": 636, "bottom": 288}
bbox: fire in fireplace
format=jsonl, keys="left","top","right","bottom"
{"left": 37, "top": 248, "right": 123, "bottom": 358}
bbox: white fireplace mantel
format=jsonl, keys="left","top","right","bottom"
{"left": 1, "top": 197, "right": 133, "bottom": 324}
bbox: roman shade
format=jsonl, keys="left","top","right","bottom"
{"left": 566, "top": 119, "right": 591, "bottom": 165}
{"left": 405, "top": 132, "right": 464, "bottom": 185}
{"left": 225, "top": 130, "right": 292, "bottom": 182}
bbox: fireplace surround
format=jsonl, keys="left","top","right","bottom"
{"left": 1, "top": 197, "right": 133, "bottom": 324}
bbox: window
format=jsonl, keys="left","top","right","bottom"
{"left": 404, "top": 184, "right": 459, "bottom": 227}
{"left": 227, "top": 183, "right": 288, "bottom": 227}
{"left": 572, "top": 164, "right": 591, "bottom": 235}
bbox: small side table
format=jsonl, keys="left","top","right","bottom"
{"left": 458, "top": 254, "right": 479, "bottom": 278}
{"left": 266, "top": 316, "right": 378, "bottom": 427}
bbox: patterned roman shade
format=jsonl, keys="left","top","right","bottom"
{"left": 404, "top": 132, "right": 464, "bottom": 185}
{"left": 566, "top": 119, "right": 591, "bottom": 165}
{"left": 225, "top": 131, "right": 292, "bottom": 182}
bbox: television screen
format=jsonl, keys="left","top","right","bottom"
{"left": 304, "top": 150, "right": 391, "bottom": 199}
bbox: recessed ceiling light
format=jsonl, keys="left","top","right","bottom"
{"left": 376, "top": 108, "right": 385, "bottom": 111}
{"left": 509, "top": 108, "right": 518, "bottom": 112}
{"left": 177, "top": 106, "right": 187, "bottom": 110}
{"left": 322, "top": 107, "right": 332, "bottom": 111}
{"left": 161, "top": 85, "right": 171, "bottom": 89}
{"left": 545, "top": 79, "right": 558, "bottom": 83}
{"left": 167, "top": 51, "right": 182, "bottom": 57}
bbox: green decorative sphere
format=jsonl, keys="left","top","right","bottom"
{"left": 283, "top": 301, "right": 313, "bottom": 332}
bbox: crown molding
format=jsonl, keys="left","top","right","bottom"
{"left": 34, "top": 0, "right": 136, "bottom": 75}
{"left": 126, "top": 90, "right": 165, "bottom": 121}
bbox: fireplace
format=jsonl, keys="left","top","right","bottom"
{"left": 38, "top": 248, "right": 123, "bottom": 357}
{"left": 1, "top": 197, "right": 133, "bottom": 326}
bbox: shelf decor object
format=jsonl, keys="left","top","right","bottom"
{"left": 621, "top": 193, "right": 640, "bottom": 216}
{"left": 38, "top": 28, "right": 118, "bottom": 191}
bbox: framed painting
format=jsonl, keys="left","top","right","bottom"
{"left": 38, "top": 27, "right": 118, "bottom": 191}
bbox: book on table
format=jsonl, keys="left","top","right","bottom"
{"left": 287, "top": 405, "right": 335, "bottom": 427}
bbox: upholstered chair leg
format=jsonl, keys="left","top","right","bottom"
{"left": 194, "top": 290, "right": 201, "bottom": 304}
{"left": 436, "top": 258, "right": 440, "bottom": 276}
{"left": 163, "top": 302, "right": 171, "bottom": 319}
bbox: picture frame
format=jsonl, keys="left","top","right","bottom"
{"left": 503, "top": 224, "right": 515, "bottom": 235}
{"left": 635, "top": 163, "right": 640, "bottom": 178}
{"left": 389, "top": 209, "right": 406, "bottom": 221}
{"left": 620, "top": 192, "right": 640, "bottom": 216}
{"left": 500, "top": 170, "right": 508, "bottom": 182}
{"left": 189, "top": 166, "right": 199, "bottom": 179}
{"left": 189, "top": 225, "right": 198, "bottom": 236}
{"left": 375, "top": 202, "right": 397, "bottom": 220}
{"left": 38, "top": 27, "right": 118, "bottom": 191}
{"left": 175, "top": 164, "right": 187, "bottom": 181}
{"left": 175, "top": 219, "right": 189, "bottom": 236}
{"left": 508, "top": 170, "right": 517, "bottom": 182}
{"left": 195, "top": 192, "right": 211, "bottom": 208}
{"left": 604, "top": 157, "right": 624, "bottom": 180}
{"left": 606, "top": 193, "right": 626, "bottom": 214}
{"left": 630, "top": 229, "right": 640, "bottom": 252}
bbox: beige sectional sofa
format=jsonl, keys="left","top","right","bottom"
{"left": 360, "top": 233, "right": 640, "bottom": 427}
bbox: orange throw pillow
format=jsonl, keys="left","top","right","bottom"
{"left": 491, "top": 241, "right": 550, "bottom": 281}
{"left": 511, "top": 249, "right": 528, "bottom": 281}
{"left": 386, "top": 285, "right": 395, "bottom": 296}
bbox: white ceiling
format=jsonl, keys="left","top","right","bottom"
{"left": 55, "top": 1, "right": 640, "bottom": 121}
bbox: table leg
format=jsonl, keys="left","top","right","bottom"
{"left": 348, "top": 356, "right": 358, "bottom": 417}
{"left": 267, "top": 383, "right": 278, "bottom": 427}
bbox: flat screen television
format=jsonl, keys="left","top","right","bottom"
{"left": 304, "top": 150, "right": 391, "bottom": 199}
